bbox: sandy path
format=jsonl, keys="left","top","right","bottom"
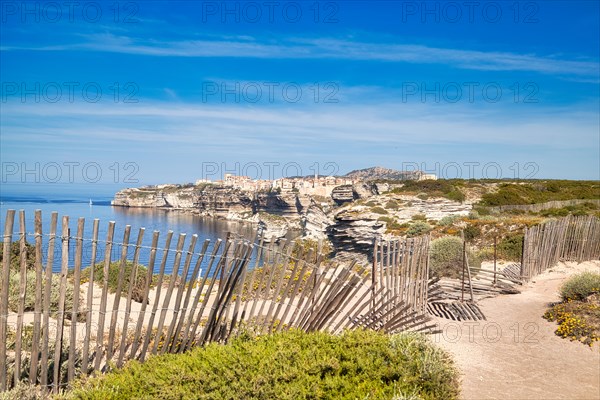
{"left": 433, "top": 260, "right": 600, "bottom": 400}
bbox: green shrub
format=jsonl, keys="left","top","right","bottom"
{"left": 476, "top": 247, "right": 495, "bottom": 261}
{"left": 385, "top": 200, "right": 400, "bottom": 210}
{"left": 479, "top": 181, "right": 600, "bottom": 207}
{"left": 5, "top": 324, "right": 78, "bottom": 392}
{"left": 497, "top": 234, "right": 523, "bottom": 261}
{"left": 560, "top": 271, "right": 600, "bottom": 302}
{"left": 8, "top": 270, "right": 75, "bottom": 318}
{"left": 438, "top": 215, "right": 460, "bottom": 227}
{"left": 365, "top": 201, "right": 377, "bottom": 207}
{"left": 371, "top": 206, "right": 388, "bottom": 215}
{"left": 378, "top": 217, "right": 403, "bottom": 232}
{"left": 467, "top": 210, "right": 480, "bottom": 220}
{"left": 429, "top": 236, "right": 480, "bottom": 278}
{"left": 0, "top": 382, "right": 44, "bottom": 400}
{"left": 61, "top": 330, "right": 459, "bottom": 400}
{"left": 80, "top": 261, "right": 152, "bottom": 303}
{"left": 0, "top": 242, "right": 36, "bottom": 273}
{"left": 471, "top": 206, "right": 491, "bottom": 216}
{"left": 446, "top": 189, "right": 465, "bottom": 203}
{"left": 2, "top": 240, "right": 78, "bottom": 320}
{"left": 407, "top": 221, "right": 432, "bottom": 237}
{"left": 411, "top": 213, "right": 427, "bottom": 221}
{"left": 462, "top": 225, "right": 481, "bottom": 242}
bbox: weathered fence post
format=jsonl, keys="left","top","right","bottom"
{"left": 0, "top": 210, "right": 16, "bottom": 391}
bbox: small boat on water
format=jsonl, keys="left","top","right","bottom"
{"left": 89, "top": 199, "right": 93, "bottom": 206}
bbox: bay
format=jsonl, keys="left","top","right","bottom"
{"left": 0, "top": 195, "right": 258, "bottom": 277}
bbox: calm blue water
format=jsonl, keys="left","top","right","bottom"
{"left": 0, "top": 193, "right": 258, "bottom": 277}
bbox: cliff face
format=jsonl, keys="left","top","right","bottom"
{"left": 327, "top": 210, "right": 385, "bottom": 255}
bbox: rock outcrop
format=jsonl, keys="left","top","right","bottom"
{"left": 327, "top": 209, "right": 385, "bottom": 255}
{"left": 302, "top": 200, "right": 333, "bottom": 240}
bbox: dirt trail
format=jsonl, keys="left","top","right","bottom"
{"left": 433, "top": 261, "right": 600, "bottom": 400}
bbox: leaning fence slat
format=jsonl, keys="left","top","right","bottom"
{"left": 52, "top": 216, "right": 70, "bottom": 393}
{"left": 130, "top": 231, "right": 160, "bottom": 360}
{"left": 256, "top": 239, "right": 285, "bottom": 330}
{"left": 263, "top": 241, "right": 294, "bottom": 333}
{"left": 139, "top": 231, "right": 173, "bottom": 362}
{"left": 272, "top": 247, "right": 306, "bottom": 332}
{"left": 105, "top": 225, "right": 131, "bottom": 368}
{"left": 246, "top": 238, "right": 275, "bottom": 325}
{"left": 175, "top": 239, "right": 210, "bottom": 353}
{"left": 14, "top": 210, "right": 28, "bottom": 384}
{"left": 164, "top": 234, "right": 198, "bottom": 354}
{"left": 198, "top": 240, "right": 234, "bottom": 344}
{"left": 68, "top": 218, "right": 85, "bottom": 382}
{"left": 0, "top": 209, "right": 16, "bottom": 391}
{"left": 240, "top": 236, "right": 264, "bottom": 321}
{"left": 184, "top": 239, "right": 223, "bottom": 352}
{"left": 29, "top": 210, "right": 44, "bottom": 384}
{"left": 117, "top": 228, "right": 145, "bottom": 367}
{"left": 81, "top": 218, "right": 99, "bottom": 376}
{"left": 153, "top": 233, "right": 186, "bottom": 355}
{"left": 40, "top": 212, "right": 58, "bottom": 388}
{"left": 94, "top": 221, "right": 116, "bottom": 371}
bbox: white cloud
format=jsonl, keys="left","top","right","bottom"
{"left": 3, "top": 33, "right": 598, "bottom": 78}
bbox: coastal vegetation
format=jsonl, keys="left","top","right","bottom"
{"left": 60, "top": 329, "right": 460, "bottom": 400}
{"left": 429, "top": 236, "right": 481, "bottom": 279}
{"left": 0, "top": 242, "right": 75, "bottom": 318}
{"left": 78, "top": 261, "right": 153, "bottom": 304}
{"left": 544, "top": 271, "right": 600, "bottom": 346}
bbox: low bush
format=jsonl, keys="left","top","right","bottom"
{"left": 446, "top": 189, "right": 465, "bottom": 203}
{"left": 544, "top": 301, "right": 600, "bottom": 346}
{"left": 544, "top": 272, "right": 600, "bottom": 346}
{"left": 378, "top": 217, "right": 403, "bottom": 232}
{"left": 438, "top": 215, "right": 460, "bottom": 227}
{"left": 462, "top": 225, "right": 481, "bottom": 242}
{"left": 560, "top": 271, "right": 600, "bottom": 302}
{"left": 429, "top": 236, "right": 480, "bottom": 278}
{"left": 8, "top": 270, "right": 75, "bottom": 318}
{"left": 467, "top": 210, "right": 480, "bottom": 220}
{"left": 61, "top": 329, "right": 460, "bottom": 400}
{"left": 0, "top": 382, "right": 43, "bottom": 400}
{"left": 411, "top": 213, "right": 427, "bottom": 221}
{"left": 385, "top": 200, "right": 400, "bottom": 210}
{"left": 497, "top": 234, "right": 523, "bottom": 261}
{"left": 80, "top": 261, "right": 152, "bottom": 303}
{"left": 0, "top": 242, "right": 36, "bottom": 272}
{"left": 2, "top": 241, "right": 76, "bottom": 317}
{"left": 407, "top": 221, "right": 432, "bottom": 237}
{"left": 371, "top": 206, "right": 388, "bottom": 215}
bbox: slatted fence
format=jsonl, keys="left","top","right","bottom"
{"left": 0, "top": 210, "right": 435, "bottom": 393}
{"left": 521, "top": 215, "right": 600, "bottom": 279}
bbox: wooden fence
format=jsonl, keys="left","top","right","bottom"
{"left": 489, "top": 199, "right": 600, "bottom": 214}
{"left": 372, "top": 236, "right": 430, "bottom": 313}
{"left": 521, "top": 215, "right": 600, "bottom": 279}
{"left": 0, "top": 210, "right": 435, "bottom": 393}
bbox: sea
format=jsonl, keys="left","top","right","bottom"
{"left": 0, "top": 183, "right": 259, "bottom": 277}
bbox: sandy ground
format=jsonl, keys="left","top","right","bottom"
{"left": 433, "top": 260, "right": 600, "bottom": 400}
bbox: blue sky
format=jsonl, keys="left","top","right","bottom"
{"left": 1, "top": 0, "right": 599, "bottom": 193}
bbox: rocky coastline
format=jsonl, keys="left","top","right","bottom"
{"left": 112, "top": 181, "right": 473, "bottom": 261}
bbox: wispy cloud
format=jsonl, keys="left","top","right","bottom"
{"left": 2, "top": 99, "right": 597, "bottom": 150}
{"left": 3, "top": 33, "right": 598, "bottom": 78}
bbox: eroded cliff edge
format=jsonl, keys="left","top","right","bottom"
{"left": 112, "top": 182, "right": 473, "bottom": 262}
